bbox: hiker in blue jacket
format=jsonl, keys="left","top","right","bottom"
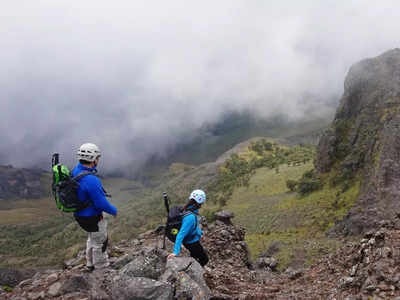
{"left": 167, "top": 189, "right": 209, "bottom": 266}
{"left": 72, "top": 143, "right": 117, "bottom": 272}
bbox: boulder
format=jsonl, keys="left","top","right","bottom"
{"left": 119, "top": 247, "right": 166, "bottom": 280}
{"left": 263, "top": 241, "right": 281, "bottom": 257}
{"left": 0, "top": 268, "right": 35, "bottom": 288}
{"left": 111, "top": 253, "right": 134, "bottom": 270}
{"left": 59, "top": 274, "right": 90, "bottom": 295}
{"left": 28, "top": 291, "right": 45, "bottom": 299}
{"left": 90, "top": 287, "right": 110, "bottom": 300}
{"left": 174, "top": 271, "right": 209, "bottom": 299}
{"left": 89, "top": 275, "right": 110, "bottom": 300}
{"left": 112, "top": 276, "right": 173, "bottom": 300}
{"left": 338, "top": 276, "right": 354, "bottom": 289}
{"left": 215, "top": 210, "right": 235, "bottom": 225}
{"left": 45, "top": 273, "right": 59, "bottom": 285}
{"left": 160, "top": 257, "right": 211, "bottom": 299}
{"left": 285, "top": 267, "right": 304, "bottom": 280}
{"left": 256, "top": 257, "right": 278, "bottom": 271}
{"left": 47, "top": 281, "right": 62, "bottom": 297}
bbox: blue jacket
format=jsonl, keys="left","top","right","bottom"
{"left": 72, "top": 163, "right": 117, "bottom": 217}
{"left": 173, "top": 207, "right": 203, "bottom": 255}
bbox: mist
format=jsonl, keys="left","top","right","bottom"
{"left": 1, "top": 0, "right": 399, "bottom": 172}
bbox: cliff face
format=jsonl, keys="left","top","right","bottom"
{"left": 0, "top": 165, "right": 46, "bottom": 200}
{"left": 316, "top": 48, "right": 400, "bottom": 235}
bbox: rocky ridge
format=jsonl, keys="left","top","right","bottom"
{"left": 0, "top": 212, "right": 246, "bottom": 300}
{"left": 4, "top": 211, "right": 400, "bottom": 299}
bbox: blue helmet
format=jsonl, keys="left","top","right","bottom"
{"left": 189, "top": 189, "right": 206, "bottom": 204}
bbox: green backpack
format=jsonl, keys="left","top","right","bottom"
{"left": 52, "top": 163, "right": 94, "bottom": 213}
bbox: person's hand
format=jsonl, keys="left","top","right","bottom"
{"left": 168, "top": 253, "right": 176, "bottom": 259}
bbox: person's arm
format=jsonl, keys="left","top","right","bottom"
{"left": 87, "top": 176, "right": 117, "bottom": 215}
{"left": 172, "top": 214, "right": 195, "bottom": 255}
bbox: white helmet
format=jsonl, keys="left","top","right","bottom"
{"left": 77, "top": 143, "right": 101, "bottom": 162}
{"left": 189, "top": 189, "right": 206, "bottom": 204}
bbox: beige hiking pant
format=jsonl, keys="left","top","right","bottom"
{"left": 86, "top": 218, "right": 109, "bottom": 269}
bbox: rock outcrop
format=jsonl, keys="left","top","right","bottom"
{"left": 316, "top": 48, "right": 400, "bottom": 235}
{"left": 1, "top": 211, "right": 245, "bottom": 300}
{"left": 5, "top": 210, "right": 400, "bottom": 299}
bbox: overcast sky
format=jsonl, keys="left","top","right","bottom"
{"left": 0, "top": 0, "right": 399, "bottom": 171}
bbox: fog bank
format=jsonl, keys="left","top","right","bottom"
{"left": 0, "top": 1, "right": 399, "bottom": 171}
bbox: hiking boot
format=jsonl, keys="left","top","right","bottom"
{"left": 84, "top": 266, "right": 95, "bottom": 273}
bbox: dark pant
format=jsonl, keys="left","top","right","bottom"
{"left": 74, "top": 215, "right": 102, "bottom": 232}
{"left": 183, "top": 241, "right": 209, "bottom": 266}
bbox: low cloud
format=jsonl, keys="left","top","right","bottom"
{"left": 0, "top": 0, "right": 399, "bottom": 172}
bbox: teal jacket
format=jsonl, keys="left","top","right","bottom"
{"left": 173, "top": 208, "right": 202, "bottom": 255}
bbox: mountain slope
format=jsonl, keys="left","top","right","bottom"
{"left": 135, "top": 111, "right": 332, "bottom": 182}
{"left": 209, "top": 139, "right": 358, "bottom": 270}
{"left": 316, "top": 48, "right": 400, "bottom": 235}
{"left": 0, "top": 165, "right": 46, "bottom": 204}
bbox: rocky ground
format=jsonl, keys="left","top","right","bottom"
{"left": 3, "top": 211, "right": 400, "bottom": 299}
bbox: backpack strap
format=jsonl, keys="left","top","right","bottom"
{"left": 182, "top": 210, "right": 198, "bottom": 231}
{"left": 66, "top": 171, "right": 96, "bottom": 210}
{"left": 57, "top": 165, "right": 62, "bottom": 180}
{"left": 72, "top": 171, "right": 97, "bottom": 182}
{"left": 72, "top": 171, "right": 112, "bottom": 198}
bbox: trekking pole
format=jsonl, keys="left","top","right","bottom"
{"left": 52, "top": 152, "right": 68, "bottom": 262}
{"left": 51, "top": 153, "right": 60, "bottom": 198}
{"left": 52, "top": 153, "right": 62, "bottom": 180}
{"left": 52, "top": 153, "right": 59, "bottom": 167}
{"left": 162, "top": 192, "right": 170, "bottom": 249}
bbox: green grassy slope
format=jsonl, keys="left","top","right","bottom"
{"left": 0, "top": 174, "right": 147, "bottom": 267}
{"left": 211, "top": 144, "right": 360, "bottom": 270}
